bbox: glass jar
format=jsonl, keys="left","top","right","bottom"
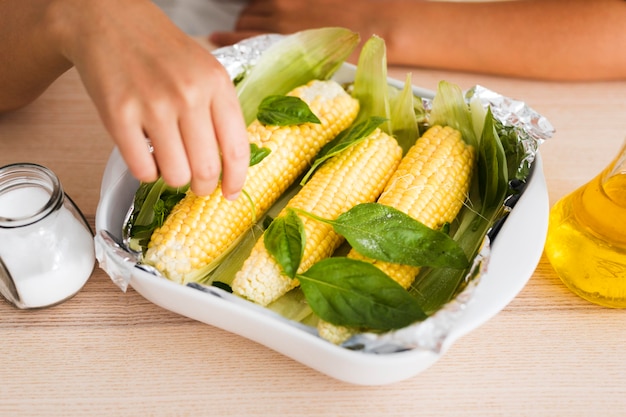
{"left": 0, "top": 163, "right": 95, "bottom": 309}
{"left": 545, "top": 139, "right": 626, "bottom": 307}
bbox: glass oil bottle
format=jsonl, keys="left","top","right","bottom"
{"left": 545, "top": 139, "right": 626, "bottom": 307}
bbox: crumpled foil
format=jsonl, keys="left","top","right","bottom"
{"left": 95, "top": 230, "right": 161, "bottom": 293}
{"left": 213, "top": 34, "right": 285, "bottom": 81}
{"left": 467, "top": 84, "right": 554, "bottom": 170}
{"left": 95, "top": 33, "right": 555, "bottom": 355}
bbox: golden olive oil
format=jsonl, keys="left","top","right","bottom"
{"left": 545, "top": 143, "right": 626, "bottom": 307}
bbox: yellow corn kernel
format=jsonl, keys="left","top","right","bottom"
{"left": 232, "top": 129, "right": 403, "bottom": 306}
{"left": 318, "top": 124, "right": 475, "bottom": 344}
{"left": 142, "top": 80, "right": 360, "bottom": 283}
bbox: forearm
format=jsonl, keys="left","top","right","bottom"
{"left": 215, "top": 0, "right": 626, "bottom": 81}
{"left": 0, "top": 0, "right": 74, "bottom": 111}
{"left": 381, "top": 0, "right": 626, "bottom": 81}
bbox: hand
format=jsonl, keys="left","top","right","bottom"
{"left": 59, "top": 0, "right": 250, "bottom": 198}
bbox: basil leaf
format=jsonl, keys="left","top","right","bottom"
{"left": 257, "top": 95, "right": 321, "bottom": 126}
{"left": 264, "top": 210, "right": 305, "bottom": 278}
{"left": 300, "top": 116, "right": 386, "bottom": 185}
{"left": 249, "top": 143, "right": 271, "bottom": 167}
{"left": 125, "top": 178, "right": 188, "bottom": 252}
{"left": 332, "top": 203, "right": 469, "bottom": 269}
{"left": 297, "top": 258, "right": 427, "bottom": 330}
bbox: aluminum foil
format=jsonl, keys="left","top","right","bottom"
{"left": 96, "top": 33, "right": 555, "bottom": 355}
{"left": 213, "top": 34, "right": 285, "bottom": 81}
{"left": 467, "top": 84, "right": 554, "bottom": 172}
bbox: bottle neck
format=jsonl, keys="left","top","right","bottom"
{"left": 602, "top": 140, "right": 626, "bottom": 208}
{"left": 576, "top": 153, "right": 626, "bottom": 245}
{"left": 0, "top": 163, "right": 64, "bottom": 229}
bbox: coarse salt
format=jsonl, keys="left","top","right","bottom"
{"left": 0, "top": 173, "right": 94, "bottom": 309}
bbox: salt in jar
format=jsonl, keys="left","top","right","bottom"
{"left": 0, "top": 163, "right": 95, "bottom": 309}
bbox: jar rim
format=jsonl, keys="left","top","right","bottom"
{"left": 0, "top": 163, "right": 64, "bottom": 228}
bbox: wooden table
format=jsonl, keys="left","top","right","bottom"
{"left": 1, "top": 63, "right": 626, "bottom": 416}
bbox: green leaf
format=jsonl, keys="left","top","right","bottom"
{"left": 411, "top": 209, "right": 490, "bottom": 314}
{"left": 236, "top": 27, "right": 360, "bottom": 125}
{"left": 300, "top": 116, "right": 386, "bottom": 185}
{"left": 267, "top": 289, "right": 315, "bottom": 325}
{"left": 429, "top": 81, "right": 477, "bottom": 149}
{"left": 352, "top": 35, "right": 391, "bottom": 133}
{"left": 478, "top": 108, "right": 509, "bottom": 211}
{"left": 249, "top": 143, "right": 271, "bottom": 167}
{"left": 330, "top": 203, "right": 468, "bottom": 269}
{"left": 256, "top": 95, "right": 321, "bottom": 126}
{"left": 297, "top": 258, "right": 427, "bottom": 330}
{"left": 124, "top": 178, "right": 188, "bottom": 252}
{"left": 469, "top": 95, "right": 487, "bottom": 145}
{"left": 389, "top": 73, "right": 420, "bottom": 155}
{"left": 264, "top": 209, "right": 306, "bottom": 278}
{"left": 494, "top": 119, "right": 529, "bottom": 181}
{"left": 352, "top": 35, "right": 423, "bottom": 154}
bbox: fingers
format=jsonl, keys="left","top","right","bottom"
{"left": 177, "top": 65, "right": 249, "bottom": 198}
{"left": 105, "top": 106, "right": 159, "bottom": 185}
{"left": 210, "top": 86, "right": 250, "bottom": 200}
{"left": 105, "top": 80, "right": 249, "bottom": 199}
{"left": 78, "top": 21, "right": 248, "bottom": 196}
{"left": 178, "top": 108, "right": 221, "bottom": 197}
{"left": 146, "top": 112, "right": 192, "bottom": 188}
{"left": 65, "top": 1, "right": 251, "bottom": 197}
{"left": 114, "top": 131, "right": 159, "bottom": 185}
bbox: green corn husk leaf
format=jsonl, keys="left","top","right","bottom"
{"left": 237, "top": 27, "right": 360, "bottom": 124}
{"left": 353, "top": 37, "right": 420, "bottom": 154}
{"left": 351, "top": 35, "right": 391, "bottom": 133}
{"left": 389, "top": 73, "right": 420, "bottom": 154}
{"left": 429, "top": 80, "right": 478, "bottom": 149}
{"left": 267, "top": 288, "right": 317, "bottom": 326}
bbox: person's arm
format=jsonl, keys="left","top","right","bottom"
{"left": 0, "top": 0, "right": 250, "bottom": 198}
{"left": 0, "top": 0, "right": 72, "bottom": 112}
{"left": 210, "top": 0, "right": 626, "bottom": 81}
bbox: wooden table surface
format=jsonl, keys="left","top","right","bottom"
{"left": 1, "top": 62, "right": 626, "bottom": 416}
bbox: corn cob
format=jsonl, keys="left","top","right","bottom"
{"left": 142, "top": 80, "right": 360, "bottom": 283}
{"left": 318, "top": 124, "right": 475, "bottom": 344}
{"left": 232, "top": 129, "right": 403, "bottom": 306}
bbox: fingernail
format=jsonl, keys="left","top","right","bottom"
{"left": 224, "top": 191, "right": 240, "bottom": 201}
